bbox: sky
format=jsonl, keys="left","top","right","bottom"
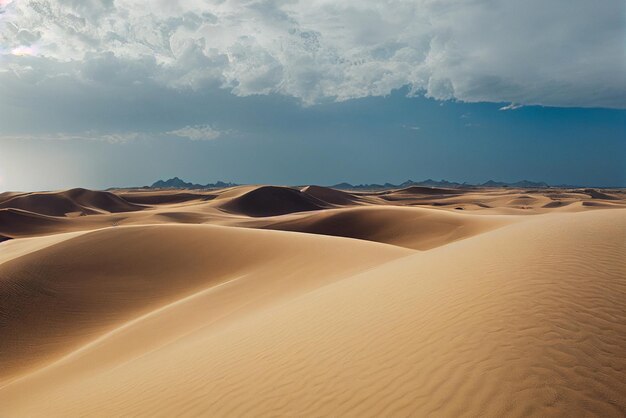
{"left": 0, "top": 0, "right": 625, "bottom": 190}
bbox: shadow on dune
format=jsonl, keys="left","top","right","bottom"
{"left": 0, "top": 208, "right": 69, "bottom": 239}
{"left": 583, "top": 189, "right": 620, "bottom": 200}
{"left": 255, "top": 206, "right": 509, "bottom": 250}
{"left": 119, "top": 192, "right": 217, "bottom": 205}
{"left": 300, "top": 185, "right": 365, "bottom": 206}
{"left": 219, "top": 186, "right": 330, "bottom": 217}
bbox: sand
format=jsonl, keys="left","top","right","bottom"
{"left": 0, "top": 185, "right": 625, "bottom": 416}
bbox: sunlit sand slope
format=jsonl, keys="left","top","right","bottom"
{"left": 1, "top": 209, "right": 624, "bottom": 417}
{"left": 0, "top": 225, "right": 410, "bottom": 382}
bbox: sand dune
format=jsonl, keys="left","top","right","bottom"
{"left": 250, "top": 205, "right": 513, "bottom": 250}
{"left": 0, "top": 208, "right": 69, "bottom": 239}
{"left": 0, "top": 224, "right": 409, "bottom": 383}
{"left": 0, "top": 209, "right": 624, "bottom": 417}
{"left": 3, "top": 185, "right": 623, "bottom": 242}
{"left": 386, "top": 185, "right": 461, "bottom": 196}
{"left": 0, "top": 230, "right": 89, "bottom": 267}
{"left": 0, "top": 188, "right": 143, "bottom": 217}
{"left": 218, "top": 185, "right": 331, "bottom": 217}
{"left": 0, "top": 185, "right": 625, "bottom": 416}
{"left": 118, "top": 191, "right": 217, "bottom": 205}
{"left": 582, "top": 188, "right": 621, "bottom": 200}
{"left": 300, "top": 185, "right": 369, "bottom": 206}
{"left": 0, "top": 192, "right": 23, "bottom": 205}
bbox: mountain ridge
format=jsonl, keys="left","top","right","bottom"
{"left": 145, "top": 177, "right": 581, "bottom": 190}
{"left": 150, "top": 177, "right": 238, "bottom": 189}
{"left": 332, "top": 178, "right": 557, "bottom": 190}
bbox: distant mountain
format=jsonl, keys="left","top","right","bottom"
{"left": 407, "top": 179, "right": 464, "bottom": 188}
{"left": 333, "top": 179, "right": 558, "bottom": 190}
{"left": 332, "top": 179, "right": 464, "bottom": 190}
{"left": 331, "top": 182, "right": 354, "bottom": 189}
{"left": 211, "top": 181, "right": 237, "bottom": 188}
{"left": 148, "top": 177, "right": 566, "bottom": 191}
{"left": 510, "top": 180, "right": 550, "bottom": 188}
{"left": 481, "top": 180, "right": 508, "bottom": 188}
{"left": 151, "top": 177, "right": 200, "bottom": 189}
{"left": 480, "top": 179, "right": 550, "bottom": 188}
{"left": 150, "top": 177, "right": 238, "bottom": 189}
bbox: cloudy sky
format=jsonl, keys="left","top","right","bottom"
{"left": 1, "top": 0, "right": 625, "bottom": 190}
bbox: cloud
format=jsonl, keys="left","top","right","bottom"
{"left": 402, "top": 124, "right": 420, "bottom": 131}
{"left": 167, "top": 125, "right": 225, "bottom": 141}
{"left": 0, "top": 0, "right": 624, "bottom": 108}
{"left": 499, "top": 103, "right": 524, "bottom": 111}
{"left": 0, "top": 131, "right": 146, "bottom": 143}
{"left": 0, "top": 126, "right": 230, "bottom": 142}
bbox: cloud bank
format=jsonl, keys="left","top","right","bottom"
{"left": 1, "top": 0, "right": 624, "bottom": 108}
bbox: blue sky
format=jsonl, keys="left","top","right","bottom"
{"left": 0, "top": 0, "right": 624, "bottom": 190}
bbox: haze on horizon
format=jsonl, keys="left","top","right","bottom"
{"left": 1, "top": 0, "right": 625, "bottom": 191}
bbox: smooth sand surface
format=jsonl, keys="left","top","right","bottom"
{"left": 1, "top": 185, "right": 625, "bottom": 416}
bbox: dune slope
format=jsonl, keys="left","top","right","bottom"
{"left": 300, "top": 185, "right": 368, "bottom": 206}
{"left": 252, "top": 205, "right": 513, "bottom": 250}
{"left": 0, "top": 208, "right": 69, "bottom": 239}
{"left": 0, "top": 224, "right": 409, "bottom": 383}
{"left": 1, "top": 209, "right": 624, "bottom": 417}
{"left": 0, "top": 188, "right": 143, "bottom": 217}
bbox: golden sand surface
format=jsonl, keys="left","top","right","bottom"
{"left": 1, "top": 185, "right": 625, "bottom": 416}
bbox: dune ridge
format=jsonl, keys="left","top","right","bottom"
{"left": 2, "top": 184, "right": 623, "bottom": 243}
{"left": 0, "top": 188, "right": 143, "bottom": 217}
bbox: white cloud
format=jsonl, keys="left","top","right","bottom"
{"left": 167, "top": 125, "right": 224, "bottom": 141}
{"left": 0, "top": 131, "right": 145, "bottom": 143}
{"left": 0, "top": 127, "right": 230, "bottom": 142}
{"left": 402, "top": 125, "right": 420, "bottom": 131}
{"left": 0, "top": 0, "right": 624, "bottom": 108}
{"left": 499, "top": 103, "right": 523, "bottom": 111}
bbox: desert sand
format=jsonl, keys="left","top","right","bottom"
{"left": 1, "top": 185, "right": 625, "bottom": 416}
